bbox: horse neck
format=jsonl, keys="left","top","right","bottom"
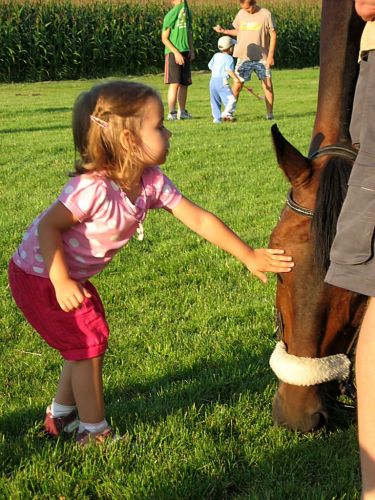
{"left": 309, "top": 0, "right": 364, "bottom": 155}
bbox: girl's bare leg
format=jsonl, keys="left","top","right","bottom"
{"left": 71, "top": 355, "right": 105, "bottom": 423}
{"left": 54, "top": 360, "right": 75, "bottom": 406}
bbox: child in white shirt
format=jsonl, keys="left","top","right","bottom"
{"left": 208, "top": 36, "right": 241, "bottom": 123}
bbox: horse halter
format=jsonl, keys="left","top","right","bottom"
{"left": 270, "top": 144, "right": 359, "bottom": 387}
{"left": 286, "top": 144, "right": 358, "bottom": 219}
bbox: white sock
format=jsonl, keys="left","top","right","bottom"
{"left": 78, "top": 419, "right": 108, "bottom": 434}
{"left": 51, "top": 399, "right": 76, "bottom": 417}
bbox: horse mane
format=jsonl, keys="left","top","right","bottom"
{"left": 309, "top": 5, "right": 363, "bottom": 274}
{"left": 312, "top": 157, "right": 353, "bottom": 272}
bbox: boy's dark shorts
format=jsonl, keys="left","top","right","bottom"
{"left": 164, "top": 52, "right": 192, "bottom": 86}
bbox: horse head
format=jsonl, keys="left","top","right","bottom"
{"left": 268, "top": 0, "right": 367, "bottom": 432}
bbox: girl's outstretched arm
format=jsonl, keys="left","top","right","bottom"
{"left": 169, "top": 197, "right": 294, "bottom": 283}
{"left": 38, "top": 201, "right": 92, "bottom": 311}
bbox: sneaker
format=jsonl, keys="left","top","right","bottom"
{"left": 266, "top": 114, "right": 275, "bottom": 120}
{"left": 167, "top": 111, "right": 178, "bottom": 121}
{"left": 177, "top": 110, "right": 192, "bottom": 120}
{"left": 222, "top": 115, "right": 237, "bottom": 122}
{"left": 213, "top": 118, "right": 222, "bottom": 124}
{"left": 76, "top": 426, "right": 115, "bottom": 446}
{"left": 44, "top": 406, "right": 79, "bottom": 438}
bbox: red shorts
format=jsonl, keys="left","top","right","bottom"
{"left": 8, "top": 259, "right": 109, "bottom": 361}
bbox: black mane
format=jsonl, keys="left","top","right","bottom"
{"left": 312, "top": 157, "right": 353, "bottom": 272}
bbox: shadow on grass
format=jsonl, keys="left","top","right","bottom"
{"left": 106, "top": 347, "right": 272, "bottom": 425}
{"left": 143, "top": 429, "right": 360, "bottom": 498}
{"left": 0, "top": 346, "right": 272, "bottom": 463}
{"left": 9, "top": 106, "right": 71, "bottom": 115}
{"left": 0, "top": 343, "right": 359, "bottom": 498}
{"left": 0, "top": 124, "right": 69, "bottom": 134}
{"left": 276, "top": 110, "right": 317, "bottom": 120}
{"left": 238, "top": 110, "right": 317, "bottom": 122}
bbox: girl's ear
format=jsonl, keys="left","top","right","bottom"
{"left": 120, "top": 128, "right": 143, "bottom": 150}
{"left": 120, "top": 128, "right": 143, "bottom": 161}
{"left": 120, "top": 129, "right": 133, "bottom": 151}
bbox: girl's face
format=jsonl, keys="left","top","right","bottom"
{"left": 137, "top": 97, "right": 172, "bottom": 167}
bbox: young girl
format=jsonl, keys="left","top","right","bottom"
{"left": 8, "top": 80, "right": 293, "bottom": 446}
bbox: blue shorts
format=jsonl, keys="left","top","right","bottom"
{"left": 235, "top": 59, "right": 271, "bottom": 81}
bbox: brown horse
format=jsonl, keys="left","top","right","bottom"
{"left": 268, "top": 0, "right": 367, "bottom": 432}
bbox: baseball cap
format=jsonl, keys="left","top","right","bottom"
{"left": 218, "top": 36, "right": 237, "bottom": 51}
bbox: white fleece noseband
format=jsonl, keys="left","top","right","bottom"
{"left": 269, "top": 341, "right": 351, "bottom": 386}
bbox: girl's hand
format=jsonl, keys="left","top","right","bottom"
{"left": 53, "top": 278, "right": 92, "bottom": 312}
{"left": 245, "top": 248, "right": 294, "bottom": 283}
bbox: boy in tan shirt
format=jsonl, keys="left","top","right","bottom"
{"left": 214, "top": 0, "right": 276, "bottom": 120}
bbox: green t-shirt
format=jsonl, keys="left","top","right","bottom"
{"left": 162, "top": 1, "right": 192, "bottom": 55}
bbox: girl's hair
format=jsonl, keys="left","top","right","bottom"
{"left": 72, "top": 80, "right": 160, "bottom": 189}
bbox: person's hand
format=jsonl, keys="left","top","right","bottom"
{"left": 213, "top": 24, "right": 224, "bottom": 33}
{"left": 53, "top": 278, "right": 92, "bottom": 312}
{"left": 266, "top": 55, "right": 275, "bottom": 68}
{"left": 174, "top": 51, "right": 185, "bottom": 65}
{"left": 244, "top": 248, "right": 294, "bottom": 283}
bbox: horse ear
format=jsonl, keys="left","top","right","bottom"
{"left": 271, "top": 124, "right": 311, "bottom": 185}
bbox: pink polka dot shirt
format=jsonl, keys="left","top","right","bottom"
{"left": 13, "top": 167, "right": 182, "bottom": 280}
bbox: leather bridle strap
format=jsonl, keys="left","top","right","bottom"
{"left": 308, "top": 144, "right": 358, "bottom": 162}
{"left": 286, "top": 144, "right": 358, "bottom": 219}
{"left": 286, "top": 191, "right": 314, "bottom": 218}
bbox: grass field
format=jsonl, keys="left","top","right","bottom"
{"left": 0, "top": 69, "right": 360, "bottom": 499}
{"left": 7, "top": 0, "right": 321, "bottom": 5}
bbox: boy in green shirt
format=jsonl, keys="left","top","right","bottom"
{"left": 162, "top": 0, "right": 195, "bottom": 120}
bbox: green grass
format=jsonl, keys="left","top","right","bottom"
{"left": 0, "top": 69, "right": 360, "bottom": 499}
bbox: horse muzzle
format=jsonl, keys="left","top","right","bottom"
{"left": 269, "top": 341, "right": 351, "bottom": 431}
{"left": 272, "top": 383, "right": 329, "bottom": 432}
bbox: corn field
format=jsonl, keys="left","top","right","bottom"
{"left": 0, "top": 1, "right": 320, "bottom": 82}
